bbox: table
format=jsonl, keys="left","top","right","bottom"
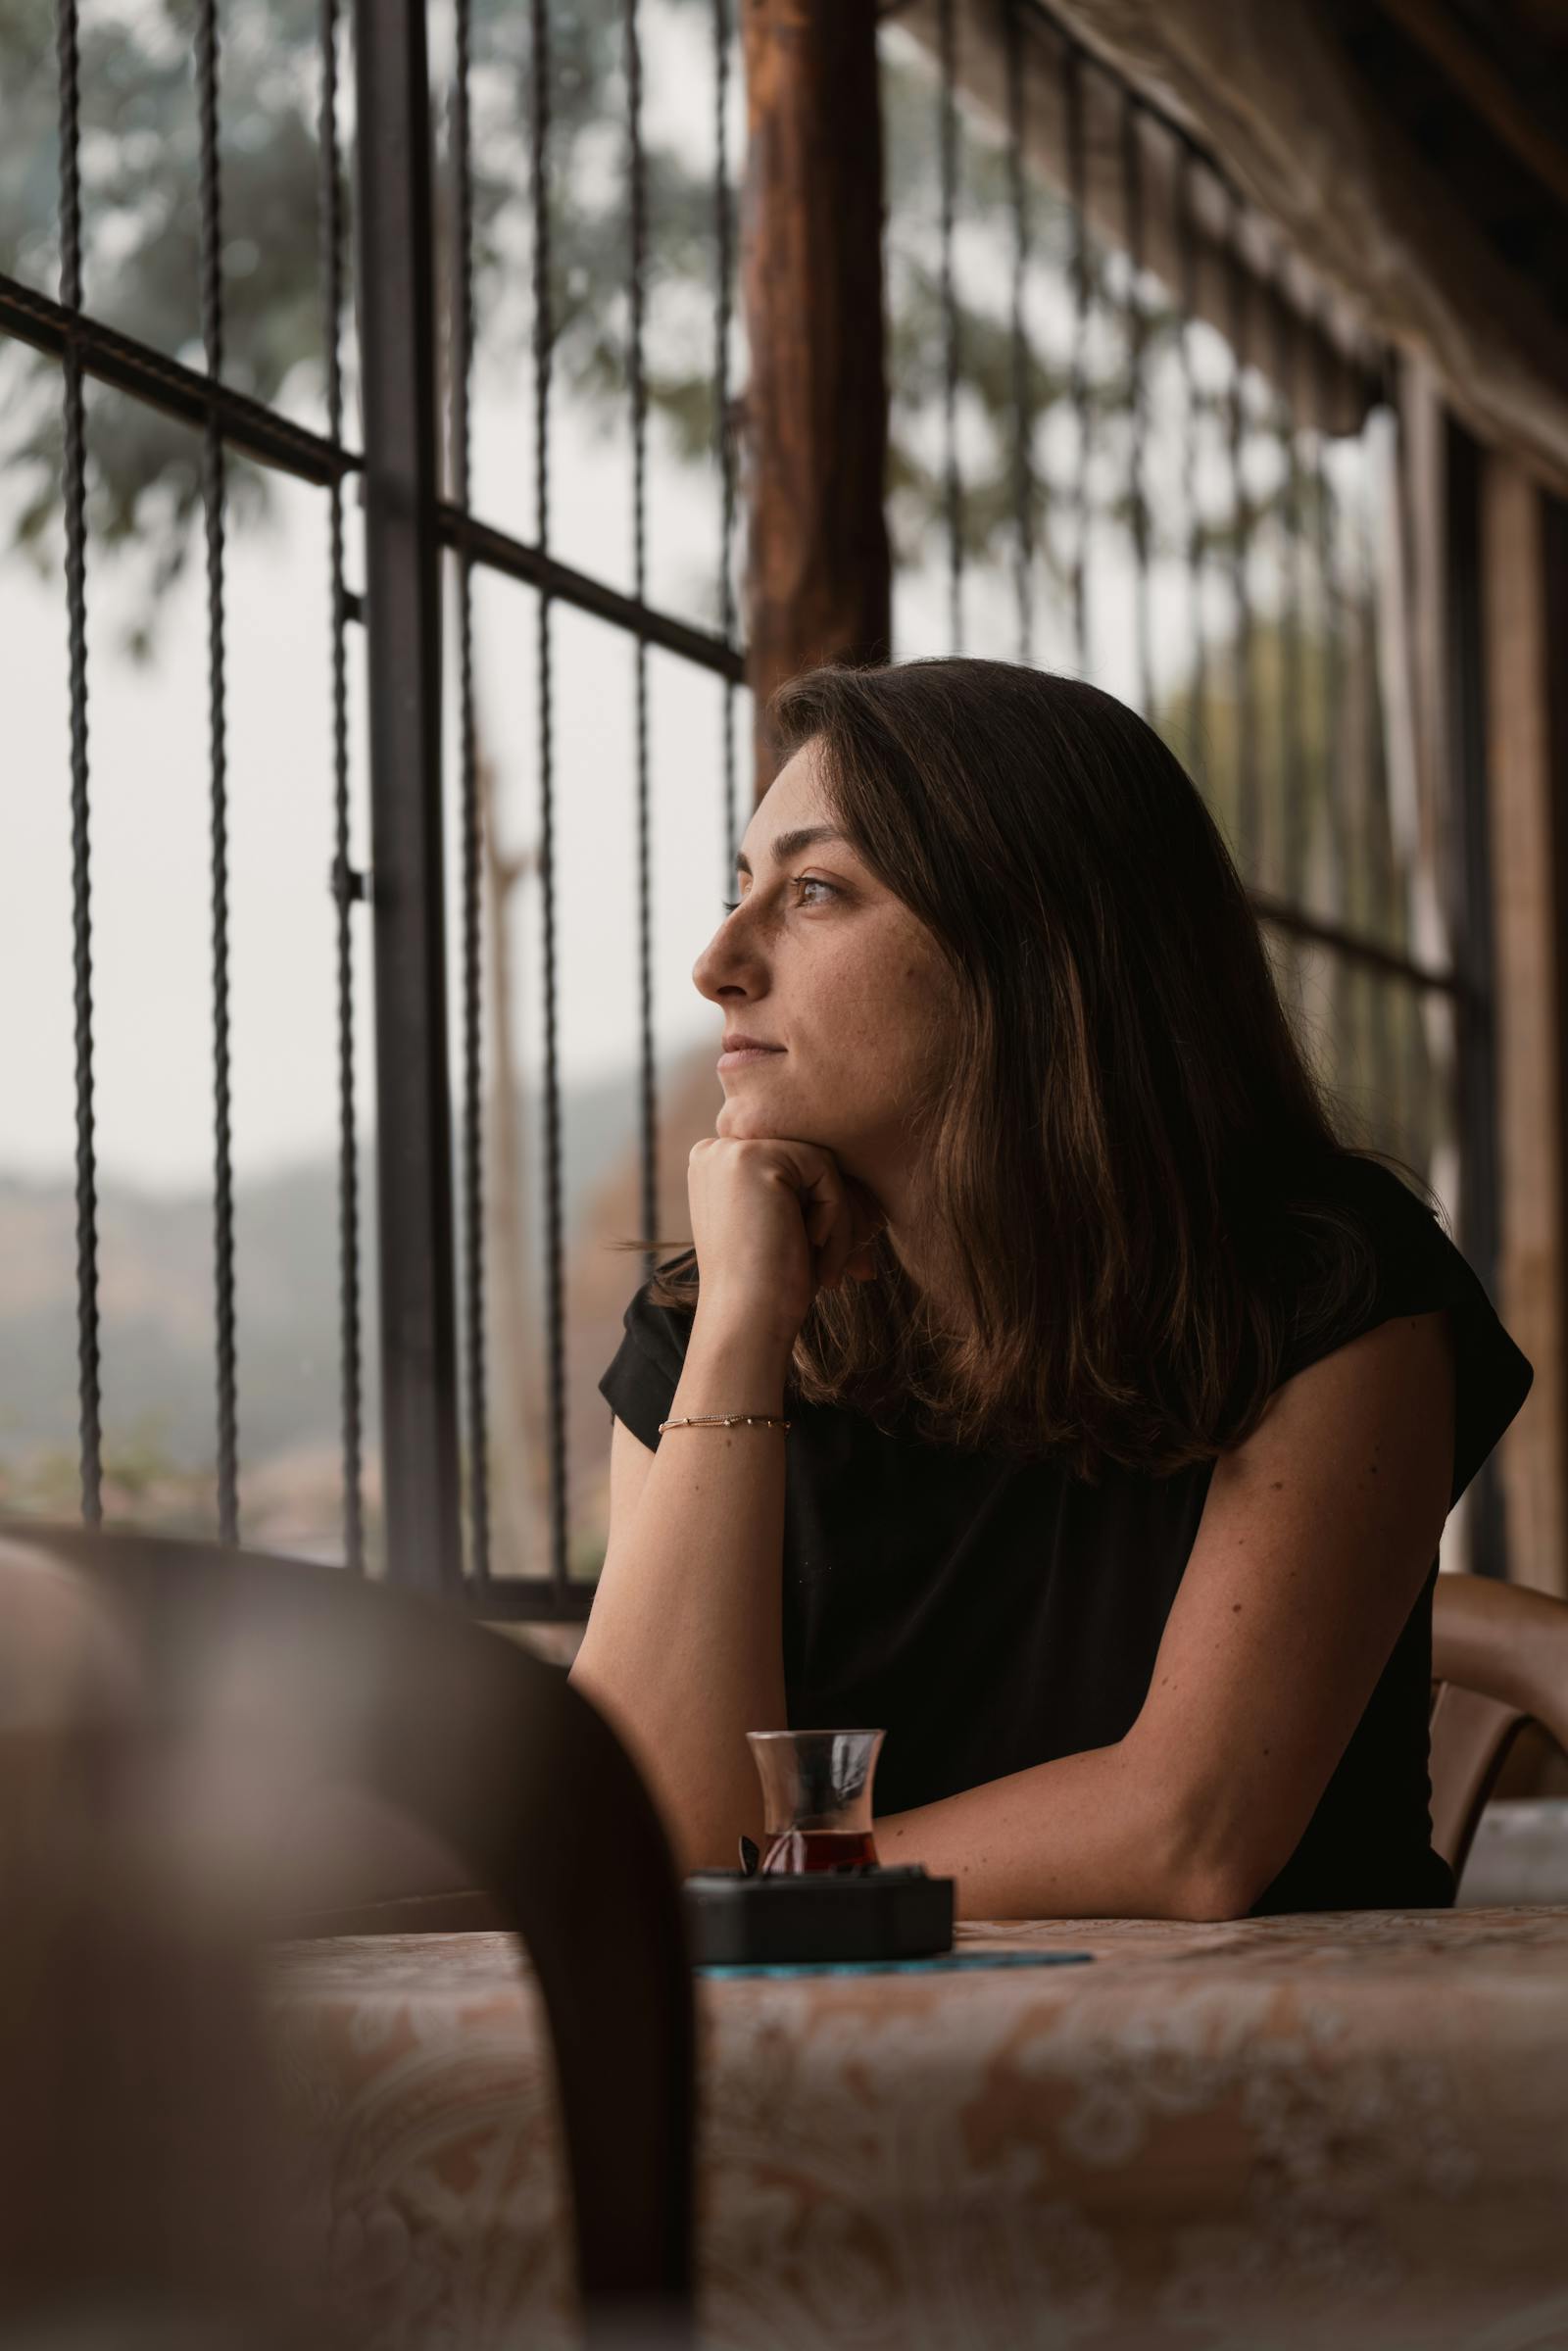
{"left": 268, "top": 1908, "right": 1568, "bottom": 2351}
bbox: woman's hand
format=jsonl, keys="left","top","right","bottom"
{"left": 687, "top": 1135, "right": 884, "bottom": 1346}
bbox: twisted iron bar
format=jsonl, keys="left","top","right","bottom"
{"left": 627, "top": 0, "right": 660, "bottom": 1324}
{"left": 714, "top": 0, "right": 739, "bottom": 887}
{"left": 196, "top": 0, "right": 239, "bottom": 1543}
{"left": 1174, "top": 144, "right": 1209, "bottom": 767}
{"left": 1274, "top": 249, "right": 1308, "bottom": 928}
{"left": 1063, "top": 37, "right": 1090, "bottom": 672}
{"left": 1121, "top": 89, "right": 1152, "bottom": 717}
{"left": 1004, "top": 0, "right": 1034, "bottom": 669}
{"left": 1224, "top": 187, "right": 1258, "bottom": 888}
{"left": 531, "top": 0, "right": 569, "bottom": 1597}
{"left": 58, "top": 0, "right": 101, "bottom": 1525}
{"left": 318, "top": 0, "right": 365, "bottom": 1576}
{"left": 453, "top": 0, "right": 490, "bottom": 1589}
{"left": 938, "top": 0, "right": 962, "bottom": 655}
{"left": 1312, "top": 310, "right": 1353, "bottom": 1086}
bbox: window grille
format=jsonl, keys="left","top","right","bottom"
{"left": 0, "top": 0, "right": 1501, "bottom": 1595}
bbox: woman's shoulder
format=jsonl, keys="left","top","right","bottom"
{"left": 597, "top": 1249, "right": 702, "bottom": 1454}
{"left": 1286, "top": 1150, "right": 1467, "bottom": 1305}
{"left": 1272, "top": 1149, "right": 1533, "bottom": 1510}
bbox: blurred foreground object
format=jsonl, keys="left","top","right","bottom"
{"left": 0, "top": 1522, "right": 697, "bottom": 2351}
{"left": 0, "top": 1533, "right": 313, "bottom": 2346}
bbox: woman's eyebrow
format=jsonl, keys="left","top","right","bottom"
{"left": 734, "top": 825, "right": 849, "bottom": 877}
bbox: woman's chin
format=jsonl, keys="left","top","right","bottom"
{"left": 715, "top": 1097, "right": 778, "bottom": 1141}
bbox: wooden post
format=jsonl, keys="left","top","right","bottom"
{"left": 741, "top": 0, "right": 892, "bottom": 796}
{"left": 1483, "top": 455, "right": 1568, "bottom": 1597}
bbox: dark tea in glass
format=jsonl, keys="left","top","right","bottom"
{"left": 760, "top": 1827, "right": 879, "bottom": 1875}
{"left": 747, "top": 1730, "right": 885, "bottom": 1877}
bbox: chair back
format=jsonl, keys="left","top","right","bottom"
{"left": 0, "top": 1518, "right": 696, "bottom": 2348}
{"left": 1430, "top": 1573, "right": 1568, "bottom": 1883}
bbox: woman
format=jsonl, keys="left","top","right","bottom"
{"left": 570, "top": 658, "right": 1532, "bottom": 1919}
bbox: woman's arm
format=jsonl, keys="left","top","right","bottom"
{"left": 568, "top": 1305, "right": 795, "bottom": 1875}
{"left": 875, "top": 1308, "right": 1457, "bottom": 1920}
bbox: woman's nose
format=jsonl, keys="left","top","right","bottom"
{"left": 693, "top": 925, "right": 749, "bottom": 998}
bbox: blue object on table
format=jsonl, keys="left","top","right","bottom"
{"left": 697, "top": 1949, "right": 1096, "bottom": 1979}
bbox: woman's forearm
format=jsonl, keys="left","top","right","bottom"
{"left": 569, "top": 1308, "right": 794, "bottom": 1874}
{"left": 875, "top": 1731, "right": 1250, "bottom": 1923}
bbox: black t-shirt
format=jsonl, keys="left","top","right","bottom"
{"left": 597, "top": 1153, "right": 1533, "bottom": 1914}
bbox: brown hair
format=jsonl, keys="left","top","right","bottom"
{"left": 612, "top": 656, "right": 1427, "bottom": 1482}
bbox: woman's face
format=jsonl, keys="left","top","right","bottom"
{"left": 691, "top": 739, "right": 958, "bottom": 1190}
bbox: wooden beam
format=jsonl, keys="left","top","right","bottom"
{"left": 1371, "top": 0, "right": 1568, "bottom": 218}
{"left": 1483, "top": 454, "right": 1568, "bottom": 1597}
{"left": 741, "top": 0, "right": 892, "bottom": 796}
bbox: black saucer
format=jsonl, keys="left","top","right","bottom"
{"left": 682, "top": 1865, "right": 956, "bottom": 1965}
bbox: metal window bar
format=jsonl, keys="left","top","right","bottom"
{"left": 319, "top": 0, "right": 366, "bottom": 1577}
{"left": 1370, "top": 354, "right": 1406, "bottom": 1150}
{"left": 1274, "top": 255, "right": 1307, "bottom": 916}
{"left": 56, "top": 0, "right": 102, "bottom": 1529}
{"left": 938, "top": 0, "right": 962, "bottom": 655}
{"left": 436, "top": 506, "right": 741, "bottom": 673}
{"left": 196, "top": 0, "right": 240, "bottom": 1545}
{"left": 1061, "top": 36, "right": 1090, "bottom": 671}
{"left": 1174, "top": 143, "right": 1209, "bottom": 779}
{"left": 1222, "top": 184, "right": 1259, "bottom": 889}
{"left": 0, "top": 269, "right": 357, "bottom": 483}
{"left": 1444, "top": 414, "right": 1504, "bottom": 1575}
{"left": 356, "top": 0, "right": 464, "bottom": 1598}
{"left": 715, "top": 0, "right": 740, "bottom": 885}
{"left": 530, "top": 0, "right": 569, "bottom": 1605}
{"left": 1119, "top": 87, "right": 1152, "bottom": 718}
{"left": 452, "top": 0, "right": 490, "bottom": 1594}
{"left": 1310, "top": 292, "right": 1352, "bottom": 1082}
{"left": 1364, "top": 587, "right": 1399, "bottom": 1148}
{"left": 1004, "top": 0, "right": 1035, "bottom": 669}
{"left": 628, "top": 0, "right": 659, "bottom": 1329}
{"left": 1270, "top": 249, "right": 1307, "bottom": 1030}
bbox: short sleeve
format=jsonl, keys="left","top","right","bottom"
{"left": 1276, "top": 1156, "right": 1533, "bottom": 1513}
{"left": 597, "top": 1250, "right": 699, "bottom": 1452}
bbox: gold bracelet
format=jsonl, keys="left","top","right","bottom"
{"left": 657, "top": 1413, "right": 792, "bottom": 1434}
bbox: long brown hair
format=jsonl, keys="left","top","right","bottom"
{"left": 612, "top": 656, "right": 1428, "bottom": 1482}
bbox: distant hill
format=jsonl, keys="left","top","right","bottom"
{"left": 0, "top": 1048, "right": 723, "bottom": 1563}
{"left": 0, "top": 1151, "right": 369, "bottom": 1469}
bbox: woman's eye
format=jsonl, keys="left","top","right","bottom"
{"left": 719, "top": 876, "right": 837, "bottom": 918}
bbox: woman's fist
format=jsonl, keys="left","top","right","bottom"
{"left": 687, "top": 1135, "right": 883, "bottom": 1347}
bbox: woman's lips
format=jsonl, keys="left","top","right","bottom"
{"left": 717, "top": 1046, "right": 785, "bottom": 1070}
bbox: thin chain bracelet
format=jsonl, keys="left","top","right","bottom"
{"left": 657, "top": 1413, "right": 792, "bottom": 1434}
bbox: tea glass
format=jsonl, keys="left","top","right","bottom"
{"left": 746, "top": 1728, "right": 886, "bottom": 1875}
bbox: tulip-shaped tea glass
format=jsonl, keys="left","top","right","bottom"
{"left": 746, "top": 1729, "right": 886, "bottom": 1875}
